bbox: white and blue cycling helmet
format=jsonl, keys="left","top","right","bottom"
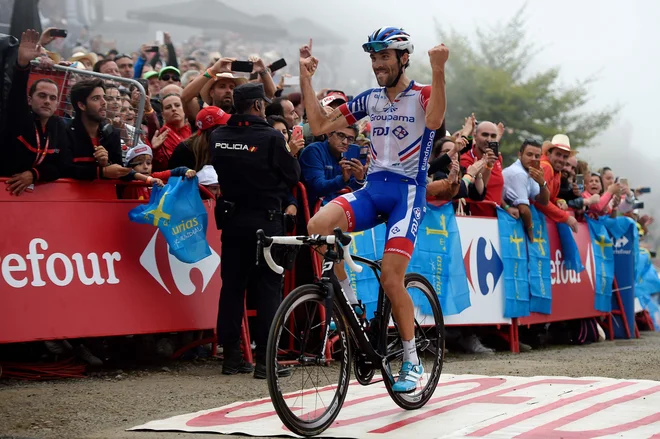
{"left": 362, "top": 27, "right": 414, "bottom": 55}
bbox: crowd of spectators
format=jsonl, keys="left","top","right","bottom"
{"left": 1, "top": 27, "right": 654, "bottom": 362}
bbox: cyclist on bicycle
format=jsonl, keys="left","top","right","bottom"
{"left": 300, "top": 27, "right": 448, "bottom": 393}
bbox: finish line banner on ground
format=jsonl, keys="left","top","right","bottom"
{"left": 131, "top": 374, "right": 660, "bottom": 438}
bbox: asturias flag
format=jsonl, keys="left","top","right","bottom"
{"left": 527, "top": 206, "right": 552, "bottom": 314}
{"left": 496, "top": 207, "right": 530, "bottom": 318}
{"left": 409, "top": 203, "right": 471, "bottom": 315}
{"left": 586, "top": 217, "right": 615, "bottom": 312}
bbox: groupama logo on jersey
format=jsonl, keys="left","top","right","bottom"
{"left": 140, "top": 230, "right": 220, "bottom": 296}
{"left": 463, "top": 237, "right": 503, "bottom": 296}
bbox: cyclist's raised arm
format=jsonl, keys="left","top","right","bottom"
{"left": 423, "top": 44, "right": 450, "bottom": 131}
{"left": 299, "top": 40, "right": 353, "bottom": 136}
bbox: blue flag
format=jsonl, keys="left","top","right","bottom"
{"left": 636, "top": 250, "right": 660, "bottom": 301}
{"left": 527, "top": 206, "right": 552, "bottom": 314}
{"left": 496, "top": 207, "right": 530, "bottom": 318}
{"left": 557, "top": 222, "right": 585, "bottom": 273}
{"left": 409, "top": 203, "right": 471, "bottom": 315}
{"left": 129, "top": 177, "right": 211, "bottom": 263}
{"left": 586, "top": 217, "right": 615, "bottom": 312}
{"left": 348, "top": 225, "right": 386, "bottom": 318}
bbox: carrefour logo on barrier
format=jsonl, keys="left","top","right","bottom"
{"left": 0, "top": 238, "right": 121, "bottom": 288}
{"left": 140, "top": 230, "right": 220, "bottom": 296}
{"left": 463, "top": 238, "right": 503, "bottom": 295}
{"left": 613, "top": 235, "right": 632, "bottom": 255}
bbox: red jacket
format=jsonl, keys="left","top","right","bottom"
{"left": 460, "top": 146, "right": 503, "bottom": 217}
{"left": 152, "top": 123, "right": 192, "bottom": 171}
{"left": 535, "top": 156, "right": 569, "bottom": 222}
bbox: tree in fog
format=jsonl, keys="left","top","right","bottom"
{"left": 412, "top": 8, "right": 618, "bottom": 164}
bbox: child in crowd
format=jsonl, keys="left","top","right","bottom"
{"left": 196, "top": 164, "right": 220, "bottom": 199}
{"left": 121, "top": 143, "right": 196, "bottom": 200}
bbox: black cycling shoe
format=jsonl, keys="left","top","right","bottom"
{"left": 254, "top": 362, "right": 293, "bottom": 379}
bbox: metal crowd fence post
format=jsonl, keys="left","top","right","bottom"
{"left": 28, "top": 61, "right": 147, "bottom": 148}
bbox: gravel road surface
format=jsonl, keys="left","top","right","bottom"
{"left": 2, "top": 332, "right": 659, "bottom": 439}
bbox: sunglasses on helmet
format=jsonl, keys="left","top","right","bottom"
{"left": 362, "top": 41, "right": 390, "bottom": 53}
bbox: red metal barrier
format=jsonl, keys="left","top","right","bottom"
{"left": 0, "top": 178, "right": 222, "bottom": 343}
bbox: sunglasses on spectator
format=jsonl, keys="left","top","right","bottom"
{"left": 160, "top": 74, "right": 180, "bottom": 82}
{"left": 333, "top": 132, "right": 355, "bottom": 143}
{"left": 524, "top": 138, "right": 542, "bottom": 147}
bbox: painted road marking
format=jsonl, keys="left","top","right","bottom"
{"left": 130, "top": 374, "right": 660, "bottom": 438}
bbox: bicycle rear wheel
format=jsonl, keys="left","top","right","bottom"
{"left": 380, "top": 273, "right": 444, "bottom": 410}
{"left": 266, "top": 284, "right": 352, "bottom": 437}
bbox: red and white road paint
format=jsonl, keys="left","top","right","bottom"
{"left": 130, "top": 374, "right": 660, "bottom": 438}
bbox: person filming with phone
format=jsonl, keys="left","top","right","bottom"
{"left": 460, "top": 120, "right": 502, "bottom": 216}
{"left": 181, "top": 56, "right": 276, "bottom": 121}
{"left": 298, "top": 124, "right": 368, "bottom": 209}
{"left": 502, "top": 140, "right": 549, "bottom": 240}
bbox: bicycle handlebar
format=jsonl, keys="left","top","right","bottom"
{"left": 256, "top": 228, "right": 363, "bottom": 275}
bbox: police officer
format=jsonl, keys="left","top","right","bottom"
{"left": 210, "top": 83, "right": 300, "bottom": 379}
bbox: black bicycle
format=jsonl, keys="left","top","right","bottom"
{"left": 257, "top": 228, "right": 445, "bottom": 437}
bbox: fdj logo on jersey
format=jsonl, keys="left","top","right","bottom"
{"left": 372, "top": 125, "right": 409, "bottom": 139}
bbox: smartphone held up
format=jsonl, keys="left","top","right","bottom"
{"left": 231, "top": 60, "right": 253, "bottom": 73}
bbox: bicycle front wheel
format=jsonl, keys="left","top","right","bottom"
{"left": 266, "top": 284, "right": 352, "bottom": 437}
{"left": 380, "top": 273, "right": 445, "bottom": 410}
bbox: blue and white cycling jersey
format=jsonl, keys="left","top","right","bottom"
{"left": 339, "top": 80, "right": 434, "bottom": 186}
{"left": 331, "top": 81, "right": 435, "bottom": 260}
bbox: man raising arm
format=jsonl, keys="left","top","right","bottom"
{"left": 301, "top": 28, "right": 448, "bottom": 393}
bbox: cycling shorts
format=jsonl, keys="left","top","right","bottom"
{"left": 330, "top": 171, "right": 427, "bottom": 259}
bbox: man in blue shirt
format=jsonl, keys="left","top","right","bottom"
{"left": 502, "top": 139, "right": 549, "bottom": 239}
{"left": 299, "top": 124, "right": 368, "bottom": 210}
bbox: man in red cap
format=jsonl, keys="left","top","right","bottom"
{"left": 168, "top": 106, "right": 230, "bottom": 171}
{"left": 536, "top": 134, "right": 579, "bottom": 232}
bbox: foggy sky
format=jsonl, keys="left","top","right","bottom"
{"left": 106, "top": 0, "right": 659, "bottom": 176}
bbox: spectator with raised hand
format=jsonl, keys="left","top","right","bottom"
{"left": 583, "top": 172, "right": 621, "bottom": 218}
{"left": 181, "top": 55, "right": 275, "bottom": 121}
{"left": 535, "top": 135, "right": 580, "bottom": 232}
{"left": 298, "top": 124, "right": 366, "bottom": 209}
{"left": 64, "top": 78, "right": 129, "bottom": 180}
{"left": 181, "top": 57, "right": 245, "bottom": 119}
{"left": 460, "top": 120, "right": 502, "bottom": 216}
{"left": 1, "top": 29, "right": 69, "bottom": 195}
{"left": 502, "top": 140, "right": 549, "bottom": 240}
{"left": 428, "top": 136, "right": 486, "bottom": 203}
{"left": 134, "top": 33, "right": 179, "bottom": 79}
{"left": 151, "top": 93, "right": 191, "bottom": 171}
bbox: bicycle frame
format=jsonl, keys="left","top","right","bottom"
{"left": 316, "top": 246, "right": 398, "bottom": 384}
